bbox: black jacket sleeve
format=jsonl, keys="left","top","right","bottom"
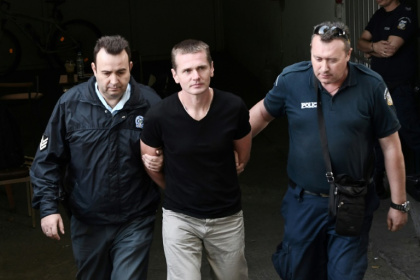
{"left": 30, "top": 98, "right": 69, "bottom": 219}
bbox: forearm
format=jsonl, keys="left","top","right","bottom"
{"left": 146, "top": 169, "right": 166, "bottom": 189}
{"left": 30, "top": 166, "right": 62, "bottom": 217}
{"left": 140, "top": 140, "right": 166, "bottom": 189}
{"left": 383, "top": 143, "right": 408, "bottom": 232}
{"left": 249, "top": 99, "right": 274, "bottom": 137}
{"left": 380, "top": 133, "right": 406, "bottom": 203}
{"left": 384, "top": 149, "right": 406, "bottom": 204}
{"left": 358, "top": 38, "right": 375, "bottom": 54}
{"left": 234, "top": 131, "right": 252, "bottom": 173}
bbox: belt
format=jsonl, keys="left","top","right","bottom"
{"left": 288, "top": 179, "right": 329, "bottom": 198}
{"left": 303, "top": 190, "right": 329, "bottom": 198}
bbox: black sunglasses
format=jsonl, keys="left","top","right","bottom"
{"left": 313, "top": 25, "right": 349, "bottom": 41}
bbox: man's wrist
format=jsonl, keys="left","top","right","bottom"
{"left": 390, "top": 201, "right": 410, "bottom": 213}
{"left": 369, "top": 42, "right": 375, "bottom": 53}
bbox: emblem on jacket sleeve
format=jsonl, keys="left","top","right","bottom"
{"left": 397, "top": 18, "right": 409, "bottom": 30}
{"left": 39, "top": 135, "right": 49, "bottom": 151}
{"left": 384, "top": 88, "right": 393, "bottom": 106}
{"left": 135, "top": 115, "right": 144, "bottom": 129}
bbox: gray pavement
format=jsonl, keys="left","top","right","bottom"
{"left": 365, "top": 194, "right": 420, "bottom": 280}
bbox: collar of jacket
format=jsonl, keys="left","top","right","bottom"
{"left": 79, "top": 76, "right": 148, "bottom": 110}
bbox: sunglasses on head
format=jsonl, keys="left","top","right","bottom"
{"left": 313, "top": 25, "right": 349, "bottom": 41}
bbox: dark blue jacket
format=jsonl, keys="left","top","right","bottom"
{"left": 31, "top": 76, "right": 161, "bottom": 225}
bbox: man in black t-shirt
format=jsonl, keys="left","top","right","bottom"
{"left": 358, "top": 0, "right": 420, "bottom": 198}
{"left": 141, "top": 39, "right": 252, "bottom": 280}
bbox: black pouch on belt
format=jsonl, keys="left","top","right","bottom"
{"left": 329, "top": 174, "right": 368, "bottom": 236}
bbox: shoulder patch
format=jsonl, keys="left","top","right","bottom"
{"left": 397, "top": 19, "right": 408, "bottom": 30}
{"left": 397, "top": 16, "right": 412, "bottom": 30}
{"left": 39, "top": 135, "right": 49, "bottom": 151}
{"left": 384, "top": 88, "right": 393, "bottom": 106}
{"left": 135, "top": 115, "right": 144, "bottom": 128}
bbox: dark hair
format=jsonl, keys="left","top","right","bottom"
{"left": 312, "top": 21, "right": 351, "bottom": 52}
{"left": 171, "top": 39, "right": 212, "bottom": 70}
{"left": 93, "top": 35, "right": 131, "bottom": 64}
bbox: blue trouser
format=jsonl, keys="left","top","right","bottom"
{"left": 71, "top": 215, "right": 156, "bottom": 280}
{"left": 272, "top": 183, "right": 379, "bottom": 280}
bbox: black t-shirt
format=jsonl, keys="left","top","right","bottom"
{"left": 141, "top": 89, "right": 251, "bottom": 218}
{"left": 366, "top": 4, "right": 418, "bottom": 86}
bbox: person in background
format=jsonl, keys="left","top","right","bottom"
{"left": 31, "top": 35, "right": 163, "bottom": 280}
{"left": 250, "top": 21, "right": 408, "bottom": 279}
{"left": 141, "top": 39, "right": 252, "bottom": 280}
{"left": 357, "top": 0, "right": 420, "bottom": 198}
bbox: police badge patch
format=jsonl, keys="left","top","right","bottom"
{"left": 384, "top": 88, "right": 393, "bottom": 106}
{"left": 135, "top": 115, "right": 144, "bottom": 129}
{"left": 397, "top": 20, "right": 407, "bottom": 30}
{"left": 397, "top": 17, "right": 410, "bottom": 30}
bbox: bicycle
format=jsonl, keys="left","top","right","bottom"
{"left": 0, "top": 0, "right": 101, "bottom": 76}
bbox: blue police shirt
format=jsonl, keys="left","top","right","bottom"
{"left": 264, "top": 61, "right": 400, "bottom": 194}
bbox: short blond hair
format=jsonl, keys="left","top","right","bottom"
{"left": 171, "top": 39, "right": 212, "bottom": 70}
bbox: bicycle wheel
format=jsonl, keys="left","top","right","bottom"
{"left": 0, "top": 29, "right": 21, "bottom": 77}
{"left": 51, "top": 19, "right": 101, "bottom": 73}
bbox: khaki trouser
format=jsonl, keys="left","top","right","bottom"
{"left": 162, "top": 208, "right": 248, "bottom": 280}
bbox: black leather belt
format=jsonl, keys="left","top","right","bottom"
{"left": 288, "top": 179, "right": 329, "bottom": 198}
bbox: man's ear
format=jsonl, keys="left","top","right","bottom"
{"left": 347, "top": 48, "right": 353, "bottom": 61}
{"left": 171, "top": 68, "right": 179, "bottom": 84}
{"left": 91, "top": 62, "right": 96, "bottom": 75}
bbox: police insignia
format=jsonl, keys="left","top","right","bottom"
{"left": 384, "top": 88, "right": 393, "bottom": 106}
{"left": 397, "top": 20, "right": 407, "bottom": 30}
{"left": 39, "top": 135, "right": 49, "bottom": 151}
{"left": 135, "top": 115, "right": 144, "bottom": 128}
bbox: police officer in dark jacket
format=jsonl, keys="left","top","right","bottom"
{"left": 31, "top": 35, "right": 162, "bottom": 280}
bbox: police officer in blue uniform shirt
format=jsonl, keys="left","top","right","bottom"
{"left": 250, "top": 21, "right": 408, "bottom": 280}
{"left": 358, "top": 0, "right": 420, "bottom": 197}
